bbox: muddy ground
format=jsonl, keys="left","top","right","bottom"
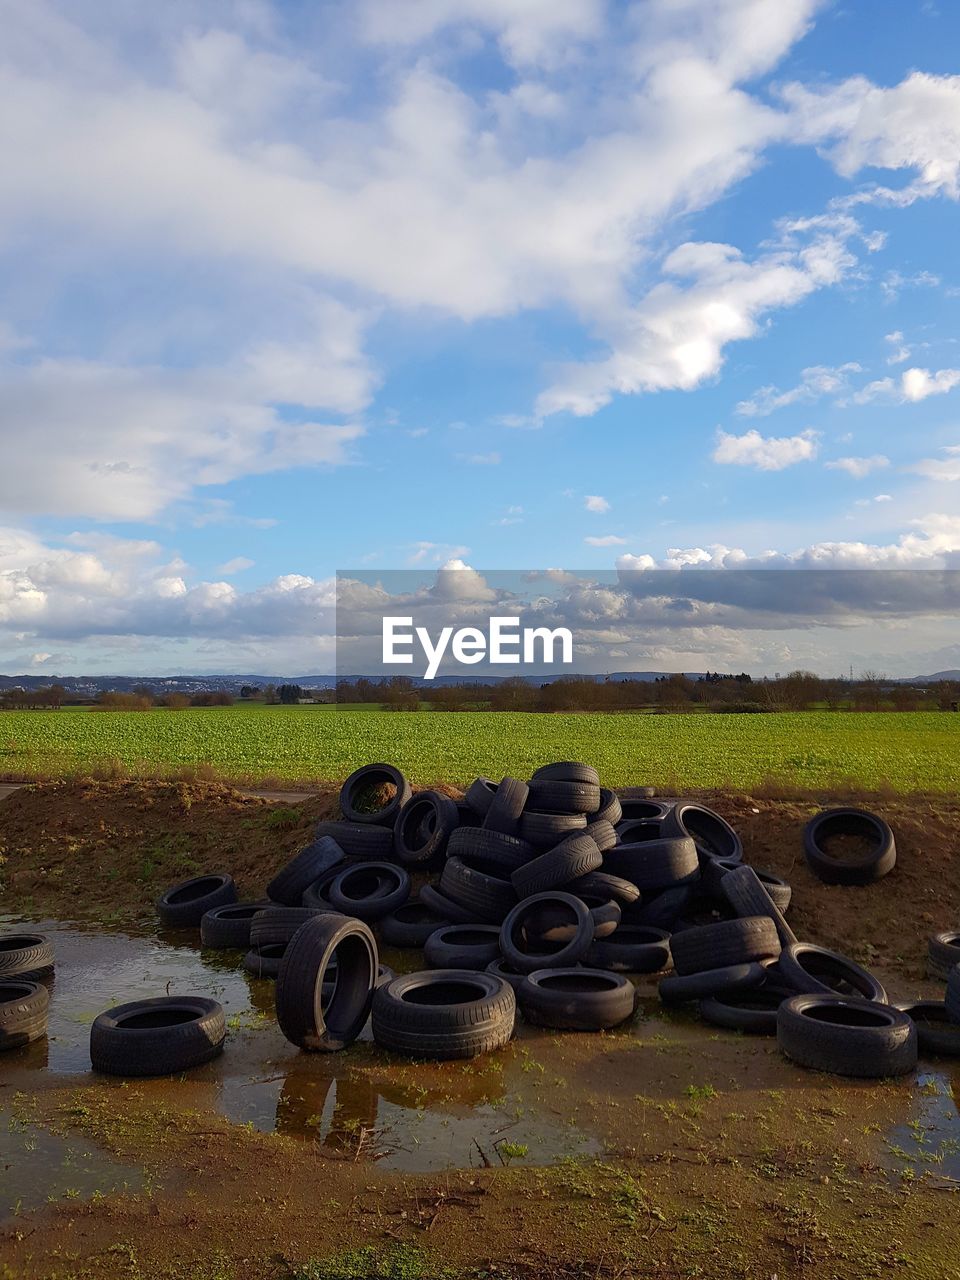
{"left": 1, "top": 781, "right": 959, "bottom": 1280}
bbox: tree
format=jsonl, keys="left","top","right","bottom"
{"left": 278, "top": 684, "right": 304, "bottom": 704}
{"left": 240, "top": 685, "right": 260, "bottom": 699}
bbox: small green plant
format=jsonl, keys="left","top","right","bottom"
{"left": 498, "top": 1141, "right": 529, "bottom": 1161}
{"left": 289, "top": 1242, "right": 434, "bottom": 1280}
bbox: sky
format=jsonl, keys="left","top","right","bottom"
{"left": 2, "top": 0, "right": 960, "bottom": 677}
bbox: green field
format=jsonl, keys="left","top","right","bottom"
{"left": 3, "top": 705, "right": 959, "bottom": 792}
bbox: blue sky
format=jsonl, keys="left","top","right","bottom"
{"left": 1, "top": 0, "right": 959, "bottom": 675}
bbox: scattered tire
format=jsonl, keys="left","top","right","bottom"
{"left": 156, "top": 874, "right": 237, "bottom": 927}
{"left": 339, "top": 763, "right": 412, "bottom": 827}
{"left": 568, "top": 871, "right": 640, "bottom": 906}
{"left": 90, "top": 996, "right": 226, "bottom": 1077}
{"left": 302, "top": 866, "right": 344, "bottom": 910}
{"left": 661, "top": 802, "right": 743, "bottom": 864}
{"left": 328, "top": 863, "right": 411, "bottom": 922}
{"left": 314, "top": 820, "right": 393, "bottom": 860}
{"left": 531, "top": 761, "right": 600, "bottom": 786}
{"left": 698, "top": 988, "right": 785, "bottom": 1035}
{"left": 777, "top": 995, "right": 916, "bottom": 1077}
{"left": 774, "top": 942, "right": 887, "bottom": 1003}
{"left": 0, "top": 980, "right": 49, "bottom": 1051}
{"left": 276, "top": 914, "right": 378, "bottom": 1051}
{"left": 244, "top": 943, "right": 286, "bottom": 978}
{"left": 618, "top": 799, "right": 670, "bottom": 823}
{"left": 394, "top": 791, "right": 460, "bottom": 865}
{"left": 518, "top": 968, "right": 636, "bottom": 1031}
{"left": 446, "top": 827, "right": 534, "bottom": 874}
{"left": 380, "top": 900, "right": 453, "bottom": 948}
{"left": 511, "top": 833, "right": 602, "bottom": 899}
{"left": 595, "top": 788, "right": 623, "bottom": 827}
{"left": 895, "top": 1001, "right": 960, "bottom": 1056}
{"left": 623, "top": 886, "right": 692, "bottom": 929}
{"left": 927, "top": 932, "right": 960, "bottom": 982}
{"left": 464, "top": 777, "right": 497, "bottom": 818}
{"left": 803, "top": 808, "right": 896, "bottom": 885}
{"left": 586, "top": 927, "right": 671, "bottom": 974}
{"left": 527, "top": 779, "right": 601, "bottom": 815}
{"left": 200, "top": 903, "right": 267, "bottom": 949}
{"left": 485, "top": 958, "right": 528, "bottom": 995}
{"left": 670, "top": 917, "right": 781, "bottom": 976}
{"left": 604, "top": 837, "right": 700, "bottom": 891}
{"left": 440, "top": 856, "right": 517, "bottom": 922}
{"left": 500, "top": 892, "right": 594, "bottom": 973}
{"left": 659, "top": 962, "right": 769, "bottom": 1005}
{"left": 372, "top": 969, "right": 516, "bottom": 1059}
{"left": 519, "top": 810, "right": 587, "bottom": 848}
{"left": 719, "top": 865, "right": 797, "bottom": 946}
{"left": 267, "top": 836, "right": 346, "bottom": 907}
{"left": 250, "top": 907, "right": 329, "bottom": 949}
{"left": 947, "top": 967, "right": 960, "bottom": 1024}
{"left": 423, "top": 924, "right": 502, "bottom": 970}
{"left": 614, "top": 819, "right": 663, "bottom": 845}
{"left": 482, "top": 777, "right": 529, "bottom": 837}
{"left": 583, "top": 819, "right": 618, "bottom": 852}
{"left": 418, "top": 883, "right": 480, "bottom": 925}
{"left": 525, "top": 895, "right": 620, "bottom": 943}
{"left": 0, "top": 934, "right": 54, "bottom": 979}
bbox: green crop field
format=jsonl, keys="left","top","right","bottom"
{"left": 2, "top": 706, "right": 959, "bottom": 792}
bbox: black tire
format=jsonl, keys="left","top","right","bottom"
{"left": 670, "top": 917, "right": 780, "bottom": 976}
{"left": 595, "top": 789, "right": 623, "bottom": 826}
{"left": 586, "top": 927, "right": 671, "bottom": 974}
{"left": 302, "top": 865, "right": 344, "bottom": 910}
{"left": 482, "top": 777, "right": 529, "bottom": 837}
{"left": 753, "top": 870, "right": 792, "bottom": 913}
{"left": 419, "top": 883, "right": 481, "bottom": 926}
{"left": 531, "top": 761, "right": 600, "bottom": 786}
{"left": 622, "top": 886, "right": 692, "bottom": 929}
{"left": 328, "top": 863, "right": 410, "bottom": 922}
{"left": 267, "top": 836, "right": 346, "bottom": 907}
{"left": 464, "top": 777, "right": 497, "bottom": 818}
{"left": 90, "top": 996, "right": 226, "bottom": 1077}
{"left": 440, "top": 856, "right": 516, "bottom": 922}
{"left": 583, "top": 819, "right": 618, "bottom": 852}
{"left": 527, "top": 779, "right": 601, "bottom": 815}
{"left": 379, "top": 900, "right": 453, "bottom": 948}
{"left": 777, "top": 995, "right": 916, "bottom": 1077}
{"left": 200, "top": 903, "right": 267, "bottom": 949}
{"left": 250, "top": 907, "right": 330, "bottom": 949}
{"left": 244, "top": 943, "right": 286, "bottom": 978}
{"left": 568, "top": 870, "right": 640, "bottom": 905}
{"left": 614, "top": 819, "right": 664, "bottom": 845}
{"left": 454, "top": 800, "right": 481, "bottom": 828}
{"left": 525, "top": 895, "right": 620, "bottom": 942}
{"left": 423, "top": 924, "right": 502, "bottom": 970}
{"left": 500, "top": 892, "right": 594, "bottom": 973}
{"left": 0, "top": 933, "right": 54, "bottom": 979}
{"left": 945, "top": 967, "right": 960, "bottom": 1023}
{"left": 774, "top": 943, "right": 887, "bottom": 1003}
{"left": 518, "top": 968, "right": 636, "bottom": 1031}
{"left": 339, "top": 763, "right": 412, "bottom": 828}
{"left": 618, "top": 799, "right": 670, "bottom": 823}
{"left": 156, "top": 874, "right": 236, "bottom": 927}
{"left": 276, "top": 914, "right": 378, "bottom": 1051}
{"left": 927, "top": 932, "right": 960, "bottom": 981}
{"left": 895, "top": 1001, "right": 960, "bottom": 1056}
{"left": 719, "top": 865, "right": 797, "bottom": 946}
{"left": 659, "top": 962, "right": 769, "bottom": 1005}
{"left": 698, "top": 989, "right": 785, "bottom": 1035}
{"left": 394, "top": 791, "right": 460, "bottom": 865}
{"left": 511, "top": 833, "right": 602, "bottom": 899}
{"left": 372, "top": 970, "right": 515, "bottom": 1059}
{"left": 486, "top": 958, "right": 528, "bottom": 995}
{"left": 803, "top": 808, "right": 896, "bottom": 886}
{"left": 519, "top": 810, "right": 587, "bottom": 848}
{"left": 446, "top": 827, "right": 534, "bottom": 874}
{"left": 314, "top": 820, "right": 393, "bottom": 860}
{"left": 661, "top": 802, "right": 743, "bottom": 864}
{"left": 604, "top": 837, "right": 700, "bottom": 891}
{"left": 0, "top": 980, "right": 49, "bottom": 1051}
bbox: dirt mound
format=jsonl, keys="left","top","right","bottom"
{"left": 0, "top": 782, "right": 957, "bottom": 977}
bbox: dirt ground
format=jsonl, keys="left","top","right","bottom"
{"left": 1, "top": 781, "right": 959, "bottom": 1280}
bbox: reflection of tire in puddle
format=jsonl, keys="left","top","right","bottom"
{"left": 276, "top": 1066, "right": 380, "bottom": 1157}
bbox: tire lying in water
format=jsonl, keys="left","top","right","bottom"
{"left": 267, "top": 836, "right": 346, "bottom": 907}
{"left": 372, "top": 969, "right": 515, "bottom": 1059}
{"left": 927, "top": 932, "right": 960, "bottom": 982}
{"left": 339, "top": 763, "right": 412, "bottom": 828}
{"left": 276, "top": 915, "right": 379, "bottom": 1052}
{"left": 802, "top": 808, "right": 896, "bottom": 886}
{"left": 773, "top": 942, "right": 887, "bottom": 1003}
{"left": 698, "top": 988, "right": 786, "bottom": 1036}
{"left": 517, "top": 968, "right": 636, "bottom": 1031}
{"left": 244, "top": 943, "right": 287, "bottom": 978}
{"left": 90, "top": 996, "right": 226, "bottom": 1077}
{"left": 327, "top": 863, "right": 411, "bottom": 922}
{"left": 250, "top": 907, "right": 329, "bottom": 949}
{"left": 895, "top": 1001, "right": 960, "bottom": 1057}
{"left": 0, "top": 933, "right": 55, "bottom": 979}
{"left": 776, "top": 995, "right": 916, "bottom": 1077}
{"left": 0, "top": 980, "right": 50, "bottom": 1051}
{"left": 200, "top": 903, "right": 268, "bottom": 950}
{"left": 156, "top": 874, "right": 237, "bottom": 927}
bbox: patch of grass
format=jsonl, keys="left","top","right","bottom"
{"left": 287, "top": 1243, "right": 438, "bottom": 1280}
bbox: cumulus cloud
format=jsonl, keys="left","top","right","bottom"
{"left": 713, "top": 427, "right": 819, "bottom": 471}
{"left": 910, "top": 445, "right": 960, "bottom": 483}
{"left": 736, "top": 363, "right": 861, "bottom": 416}
{"left": 825, "top": 455, "right": 890, "bottom": 478}
{"left": 844, "top": 367, "right": 960, "bottom": 407}
{"left": 584, "top": 495, "right": 610, "bottom": 513}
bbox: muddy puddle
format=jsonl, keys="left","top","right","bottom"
{"left": 883, "top": 1066, "right": 960, "bottom": 1181}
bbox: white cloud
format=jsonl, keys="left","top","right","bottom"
{"left": 584, "top": 495, "right": 610, "bottom": 513}
{"left": 885, "top": 331, "right": 911, "bottom": 364}
{"left": 217, "top": 557, "right": 255, "bottom": 575}
{"left": 460, "top": 452, "right": 501, "bottom": 465}
{"left": 585, "top": 534, "right": 627, "bottom": 547}
{"left": 910, "top": 445, "right": 960, "bottom": 483}
{"left": 713, "top": 427, "right": 819, "bottom": 471}
{"left": 736, "top": 363, "right": 861, "bottom": 416}
{"left": 902, "top": 367, "right": 960, "bottom": 402}
{"left": 825, "top": 454, "right": 890, "bottom": 478}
